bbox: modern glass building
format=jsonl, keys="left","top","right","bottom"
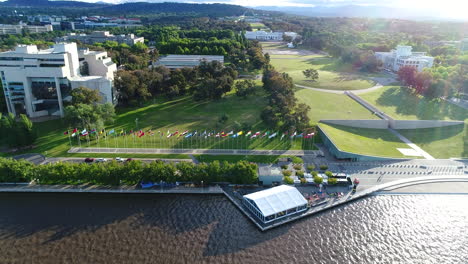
{"left": 243, "top": 185, "right": 308, "bottom": 223}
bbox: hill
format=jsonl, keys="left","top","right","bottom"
{"left": 0, "top": 0, "right": 250, "bottom": 17}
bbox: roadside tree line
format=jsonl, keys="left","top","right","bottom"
{"left": 0, "top": 158, "right": 258, "bottom": 186}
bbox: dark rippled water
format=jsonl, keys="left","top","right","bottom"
{"left": 0, "top": 193, "right": 466, "bottom": 264}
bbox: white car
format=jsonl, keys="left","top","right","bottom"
{"left": 115, "top": 157, "right": 124, "bottom": 162}
{"left": 96, "top": 158, "right": 108, "bottom": 163}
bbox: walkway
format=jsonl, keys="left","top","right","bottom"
{"left": 444, "top": 97, "right": 468, "bottom": 110}
{"left": 388, "top": 128, "right": 435, "bottom": 160}
{"left": 69, "top": 147, "right": 320, "bottom": 156}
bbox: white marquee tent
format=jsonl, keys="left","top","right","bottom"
{"left": 243, "top": 185, "right": 308, "bottom": 223}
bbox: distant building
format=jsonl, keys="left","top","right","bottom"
{"left": 0, "top": 23, "right": 53, "bottom": 35}
{"left": 153, "top": 55, "right": 224, "bottom": 69}
{"left": 258, "top": 165, "right": 283, "bottom": 186}
{"left": 244, "top": 31, "right": 298, "bottom": 41}
{"left": 375, "top": 45, "right": 434, "bottom": 72}
{"left": 245, "top": 31, "right": 282, "bottom": 41}
{"left": 243, "top": 185, "right": 308, "bottom": 223}
{"left": 461, "top": 38, "right": 468, "bottom": 51}
{"left": 0, "top": 43, "right": 117, "bottom": 118}
{"left": 108, "top": 17, "right": 141, "bottom": 24}
{"left": 56, "top": 31, "right": 145, "bottom": 46}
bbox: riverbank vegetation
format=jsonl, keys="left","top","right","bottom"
{"left": 0, "top": 158, "right": 258, "bottom": 185}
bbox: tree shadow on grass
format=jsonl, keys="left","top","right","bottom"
{"left": 398, "top": 124, "right": 466, "bottom": 144}
{"left": 375, "top": 87, "right": 468, "bottom": 121}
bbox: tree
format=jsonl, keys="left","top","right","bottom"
{"left": 397, "top": 66, "right": 417, "bottom": 87}
{"left": 114, "top": 70, "right": 151, "bottom": 105}
{"left": 235, "top": 80, "right": 256, "bottom": 98}
{"left": 65, "top": 103, "right": 115, "bottom": 130}
{"left": 282, "top": 34, "right": 293, "bottom": 43}
{"left": 71, "top": 86, "right": 102, "bottom": 106}
{"left": 313, "top": 176, "right": 323, "bottom": 184}
{"left": 413, "top": 71, "right": 433, "bottom": 95}
{"left": 302, "top": 68, "right": 319, "bottom": 81}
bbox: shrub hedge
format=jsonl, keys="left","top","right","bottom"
{"left": 0, "top": 158, "right": 258, "bottom": 186}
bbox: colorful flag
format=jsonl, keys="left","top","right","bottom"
{"left": 251, "top": 131, "right": 261, "bottom": 139}
{"left": 280, "top": 133, "right": 285, "bottom": 140}
{"left": 290, "top": 131, "right": 297, "bottom": 139}
{"left": 245, "top": 131, "right": 252, "bottom": 137}
{"left": 296, "top": 133, "right": 303, "bottom": 138}
{"left": 90, "top": 129, "right": 96, "bottom": 134}
{"left": 139, "top": 132, "right": 145, "bottom": 137}
{"left": 262, "top": 131, "right": 269, "bottom": 138}
{"left": 81, "top": 129, "right": 87, "bottom": 135}
{"left": 63, "top": 131, "right": 69, "bottom": 135}
{"left": 179, "top": 130, "right": 188, "bottom": 137}
{"left": 81, "top": 131, "right": 88, "bottom": 136}
{"left": 72, "top": 128, "right": 77, "bottom": 134}
{"left": 268, "top": 132, "right": 277, "bottom": 139}
{"left": 108, "top": 129, "right": 115, "bottom": 135}
{"left": 185, "top": 132, "right": 193, "bottom": 138}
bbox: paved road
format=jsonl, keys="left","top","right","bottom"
{"left": 307, "top": 159, "right": 468, "bottom": 191}
{"left": 69, "top": 147, "right": 320, "bottom": 156}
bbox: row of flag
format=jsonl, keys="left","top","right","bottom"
{"left": 65, "top": 128, "right": 315, "bottom": 139}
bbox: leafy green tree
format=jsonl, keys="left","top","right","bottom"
{"left": 71, "top": 86, "right": 102, "bottom": 106}
{"left": 235, "top": 80, "right": 256, "bottom": 98}
{"left": 303, "top": 68, "right": 319, "bottom": 81}
{"left": 313, "top": 176, "right": 323, "bottom": 184}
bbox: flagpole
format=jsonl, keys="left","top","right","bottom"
{"left": 67, "top": 130, "right": 72, "bottom": 149}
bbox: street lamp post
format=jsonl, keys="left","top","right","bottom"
{"left": 135, "top": 118, "right": 139, "bottom": 130}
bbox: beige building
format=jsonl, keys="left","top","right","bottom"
{"left": 0, "top": 23, "right": 53, "bottom": 35}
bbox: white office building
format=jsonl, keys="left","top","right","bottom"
{"left": 0, "top": 23, "right": 53, "bottom": 35}
{"left": 375, "top": 45, "right": 434, "bottom": 72}
{"left": 0, "top": 43, "right": 117, "bottom": 118}
{"left": 244, "top": 31, "right": 298, "bottom": 41}
{"left": 56, "top": 31, "right": 145, "bottom": 46}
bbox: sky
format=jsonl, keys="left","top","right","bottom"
{"left": 55, "top": 0, "right": 468, "bottom": 19}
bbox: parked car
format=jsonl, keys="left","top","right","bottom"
{"left": 95, "top": 158, "right": 108, "bottom": 163}
{"left": 126, "top": 158, "right": 133, "bottom": 162}
{"left": 84, "top": 158, "right": 94, "bottom": 163}
{"left": 115, "top": 157, "right": 124, "bottom": 162}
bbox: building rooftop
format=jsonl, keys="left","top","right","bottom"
{"left": 158, "top": 55, "right": 224, "bottom": 62}
{"left": 243, "top": 185, "right": 307, "bottom": 217}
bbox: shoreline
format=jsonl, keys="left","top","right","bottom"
{"left": 1, "top": 177, "right": 467, "bottom": 231}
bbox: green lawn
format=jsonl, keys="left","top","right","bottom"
{"left": 295, "top": 88, "right": 379, "bottom": 124}
{"left": 250, "top": 23, "right": 268, "bottom": 30}
{"left": 398, "top": 125, "right": 468, "bottom": 159}
{"left": 360, "top": 86, "right": 468, "bottom": 122}
{"left": 360, "top": 86, "right": 468, "bottom": 158}
{"left": 7, "top": 88, "right": 319, "bottom": 158}
{"left": 270, "top": 55, "right": 376, "bottom": 90}
{"left": 319, "top": 123, "right": 410, "bottom": 158}
{"left": 59, "top": 153, "right": 192, "bottom": 159}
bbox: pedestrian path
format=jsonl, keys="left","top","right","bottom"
{"left": 388, "top": 128, "right": 435, "bottom": 160}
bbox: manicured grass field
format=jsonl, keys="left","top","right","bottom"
{"left": 360, "top": 86, "right": 468, "bottom": 158}
{"left": 8, "top": 87, "right": 319, "bottom": 158}
{"left": 295, "top": 88, "right": 379, "bottom": 124}
{"left": 398, "top": 125, "right": 468, "bottom": 159}
{"left": 360, "top": 86, "right": 468, "bottom": 121}
{"left": 269, "top": 55, "right": 376, "bottom": 90}
{"left": 319, "top": 123, "right": 410, "bottom": 158}
{"left": 249, "top": 22, "right": 267, "bottom": 30}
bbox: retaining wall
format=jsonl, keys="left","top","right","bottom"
{"left": 321, "top": 119, "right": 389, "bottom": 129}
{"left": 390, "top": 120, "right": 465, "bottom": 129}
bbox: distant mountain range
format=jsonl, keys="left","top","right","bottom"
{"left": 0, "top": 0, "right": 250, "bottom": 17}
{"left": 256, "top": 5, "right": 457, "bottom": 21}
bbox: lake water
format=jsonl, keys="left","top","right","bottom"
{"left": 0, "top": 193, "right": 466, "bottom": 264}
